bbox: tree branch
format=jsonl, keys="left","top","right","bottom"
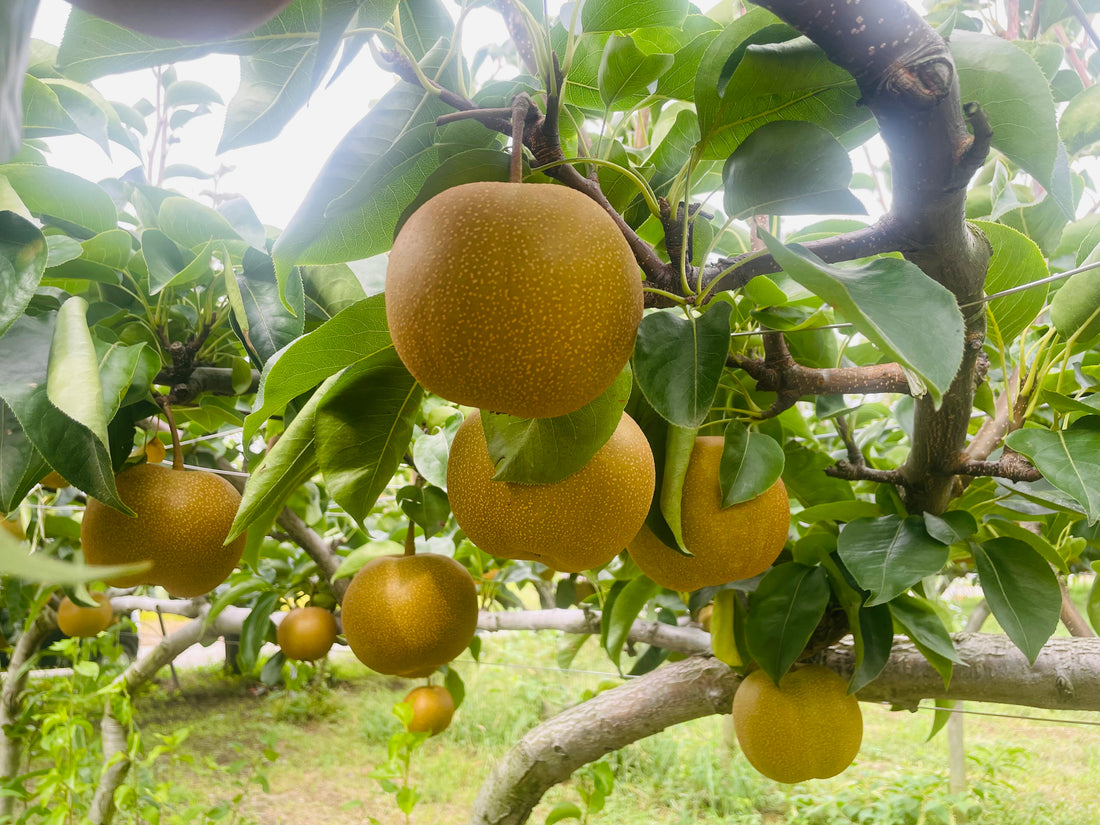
{"left": 154, "top": 366, "right": 260, "bottom": 405}
{"left": 471, "top": 634, "right": 1100, "bottom": 824}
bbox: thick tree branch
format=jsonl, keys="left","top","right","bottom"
{"left": 952, "top": 448, "right": 1041, "bottom": 482}
{"left": 471, "top": 634, "right": 1100, "bottom": 824}
{"left": 154, "top": 366, "right": 260, "bottom": 405}
{"left": 730, "top": 334, "right": 911, "bottom": 421}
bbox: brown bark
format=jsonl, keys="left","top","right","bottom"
{"left": 470, "top": 633, "right": 1100, "bottom": 824}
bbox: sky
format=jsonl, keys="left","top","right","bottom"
{"left": 30, "top": 0, "right": 518, "bottom": 228}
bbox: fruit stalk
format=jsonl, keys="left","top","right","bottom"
{"left": 154, "top": 395, "right": 184, "bottom": 472}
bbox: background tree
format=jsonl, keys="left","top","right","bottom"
{"left": 1, "top": 1, "right": 1100, "bottom": 823}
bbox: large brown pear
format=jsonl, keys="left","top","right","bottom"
{"left": 628, "top": 437, "right": 789, "bottom": 592}
{"left": 340, "top": 553, "right": 478, "bottom": 677}
{"left": 385, "top": 182, "right": 642, "bottom": 419}
{"left": 447, "top": 411, "right": 655, "bottom": 573}
{"left": 81, "top": 463, "right": 246, "bottom": 598}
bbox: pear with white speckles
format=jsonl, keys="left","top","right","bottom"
{"left": 447, "top": 410, "right": 655, "bottom": 572}
{"left": 80, "top": 463, "right": 246, "bottom": 598}
{"left": 385, "top": 181, "right": 643, "bottom": 419}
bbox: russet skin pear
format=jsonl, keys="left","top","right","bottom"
{"left": 628, "top": 436, "right": 789, "bottom": 592}
{"left": 277, "top": 606, "right": 339, "bottom": 662}
{"left": 447, "top": 411, "right": 656, "bottom": 573}
{"left": 385, "top": 182, "right": 643, "bottom": 419}
{"left": 732, "top": 665, "right": 863, "bottom": 783}
{"left": 81, "top": 463, "right": 246, "bottom": 599}
{"left": 340, "top": 553, "right": 478, "bottom": 677}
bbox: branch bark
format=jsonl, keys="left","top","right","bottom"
{"left": 470, "top": 634, "right": 1100, "bottom": 825}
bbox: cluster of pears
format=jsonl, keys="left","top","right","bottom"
{"left": 387, "top": 180, "right": 790, "bottom": 586}
{"left": 387, "top": 181, "right": 657, "bottom": 572}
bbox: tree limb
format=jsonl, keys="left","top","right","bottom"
{"left": 470, "top": 634, "right": 1100, "bottom": 824}
{"left": 154, "top": 366, "right": 260, "bottom": 405}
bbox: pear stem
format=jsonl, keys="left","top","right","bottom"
{"left": 156, "top": 396, "right": 184, "bottom": 471}
{"left": 510, "top": 94, "right": 532, "bottom": 184}
{"left": 404, "top": 522, "right": 417, "bottom": 557}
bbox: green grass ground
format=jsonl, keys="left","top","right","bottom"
{"left": 135, "top": 619, "right": 1100, "bottom": 825}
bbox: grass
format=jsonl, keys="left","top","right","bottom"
{"left": 132, "top": 621, "right": 1100, "bottom": 825}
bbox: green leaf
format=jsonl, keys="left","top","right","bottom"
{"left": 697, "top": 35, "right": 866, "bottom": 161}
{"left": 1006, "top": 423, "right": 1100, "bottom": 525}
{"left": 301, "top": 263, "right": 368, "bottom": 319}
{"left": 481, "top": 365, "right": 632, "bottom": 485}
{"left": 157, "top": 196, "right": 242, "bottom": 248}
{"left": 545, "top": 801, "right": 583, "bottom": 824}
{"left": 597, "top": 35, "right": 673, "bottom": 111}
{"left": 927, "top": 700, "right": 956, "bottom": 741}
{"left": 220, "top": 35, "right": 320, "bottom": 152}
{"left": 657, "top": 423, "right": 697, "bottom": 554}
{"left": 0, "top": 398, "right": 49, "bottom": 512}
{"left": 56, "top": 5, "right": 311, "bottom": 79}
{"left": 889, "top": 594, "right": 961, "bottom": 688}
{"left": 632, "top": 303, "right": 731, "bottom": 429}
{"left": 234, "top": 248, "right": 305, "bottom": 365}
{"left": 21, "top": 75, "right": 78, "bottom": 140}
{"left": 0, "top": 0, "right": 36, "bottom": 162}
{"left": 0, "top": 164, "right": 117, "bottom": 233}
{"left": 838, "top": 515, "right": 949, "bottom": 606}
{"left": 0, "top": 210, "right": 47, "bottom": 339}
{"left": 971, "top": 221, "right": 1048, "bottom": 348}
{"left": 260, "top": 650, "right": 286, "bottom": 687}
{"left": 40, "top": 78, "right": 111, "bottom": 154}
{"left": 718, "top": 421, "right": 784, "bottom": 507}
{"left": 397, "top": 484, "right": 449, "bottom": 539}
{"left": 582, "top": 0, "right": 689, "bottom": 32}
{"left": 244, "top": 294, "right": 391, "bottom": 442}
{"left": 94, "top": 338, "right": 158, "bottom": 418}
{"left": 952, "top": 31, "right": 1072, "bottom": 218}
{"left": 315, "top": 352, "right": 422, "bottom": 524}
{"left": 0, "top": 528, "right": 148, "bottom": 584}
{"left": 972, "top": 537, "right": 1061, "bottom": 666}
{"left": 393, "top": 148, "right": 511, "bottom": 237}
{"left": 603, "top": 574, "right": 659, "bottom": 672}
{"left": 851, "top": 602, "right": 893, "bottom": 693}
{"left": 229, "top": 375, "right": 335, "bottom": 543}
{"left": 272, "top": 42, "right": 456, "bottom": 294}
{"left": 142, "top": 229, "right": 192, "bottom": 294}
{"left": 761, "top": 233, "right": 963, "bottom": 407}
{"left": 238, "top": 591, "right": 281, "bottom": 674}
{"left": 0, "top": 313, "right": 127, "bottom": 512}
{"left": 985, "top": 518, "right": 1070, "bottom": 572}
{"left": 1060, "top": 83, "right": 1100, "bottom": 154}
{"left": 411, "top": 410, "right": 460, "bottom": 490}
{"left": 923, "top": 511, "right": 978, "bottom": 546}
{"left": 722, "top": 121, "right": 866, "bottom": 218}
{"left": 654, "top": 16, "right": 722, "bottom": 101}
{"left": 164, "top": 79, "right": 224, "bottom": 108}
{"left": 746, "top": 562, "right": 830, "bottom": 683}
{"left": 794, "top": 500, "right": 881, "bottom": 525}
{"left": 48, "top": 297, "right": 110, "bottom": 447}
